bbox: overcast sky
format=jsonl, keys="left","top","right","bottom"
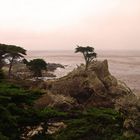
{"left": 0, "top": 0, "right": 140, "bottom": 50}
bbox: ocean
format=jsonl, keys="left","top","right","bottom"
{"left": 26, "top": 50, "right": 140, "bottom": 96}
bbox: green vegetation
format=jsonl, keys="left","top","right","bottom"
{"left": 0, "top": 80, "right": 139, "bottom": 140}
{"left": 75, "top": 45, "right": 97, "bottom": 70}
{"left": 0, "top": 81, "right": 43, "bottom": 139}
{"left": 25, "top": 58, "right": 47, "bottom": 77}
{"left": 0, "top": 43, "right": 26, "bottom": 78}
{"left": 0, "top": 80, "right": 67, "bottom": 139}
{"left": 0, "top": 44, "right": 139, "bottom": 140}
{"left": 6, "top": 46, "right": 26, "bottom": 78}
{"left": 47, "top": 108, "right": 123, "bottom": 140}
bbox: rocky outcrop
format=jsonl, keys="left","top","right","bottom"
{"left": 21, "top": 121, "right": 67, "bottom": 139}
{"left": 34, "top": 91, "right": 79, "bottom": 111}
{"left": 35, "top": 60, "right": 139, "bottom": 137}
{"left": 47, "top": 63, "right": 65, "bottom": 71}
{"left": 47, "top": 60, "right": 133, "bottom": 108}
{"left": 47, "top": 122, "right": 67, "bottom": 135}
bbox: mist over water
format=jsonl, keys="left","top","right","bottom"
{"left": 27, "top": 50, "right": 140, "bottom": 96}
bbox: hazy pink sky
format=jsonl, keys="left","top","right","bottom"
{"left": 0, "top": 0, "right": 140, "bottom": 50}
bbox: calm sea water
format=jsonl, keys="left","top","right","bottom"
{"left": 26, "top": 50, "right": 140, "bottom": 96}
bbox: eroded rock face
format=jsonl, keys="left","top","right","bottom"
{"left": 88, "top": 60, "right": 110, "bottom": 80}
{"left": 47, "top": 60, "right": 133, "bottom": 108}
{"left": 34, "top": 91, "right": 78, "bottom": 111}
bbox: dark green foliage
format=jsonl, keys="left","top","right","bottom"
{"left": 0, "top": 132, "right": 9, "bottom": 140}
{"left": 0, "top": 81, "right": 68, "bottom": 140}
{"left": 27, "top": 59, "right": 47, "bottom": 77}
{"left": 51, "top": 108, "right": 124, "bottom": 140}
{"left": 0, "top": 43, "right": 26, "bottom": 78}
{"left": 6, "top": 45, "right": 26, "bottom": 78}
{"left": 75, "top": 45, "right": 97, "bottom": 70}
{"left": 0, "top": 81, "right": 43, "bottom": 139}
{"left": 0, "top": 82, "right": 43, "bottom": 105}
{"left": 38, "top": 107, "right": 68, "bottom": 119}
{"left": 0, "top": 81, "right": 139, "bottom": 140}
{"left": 0, "top": 106, "right": 18, "bottom": 139}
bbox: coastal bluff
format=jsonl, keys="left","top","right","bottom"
{"left": 35, "top": 60, "right": 140, "bottom": 137}
{"left": 36, "top": 60, "right": 136, "bottom": 108}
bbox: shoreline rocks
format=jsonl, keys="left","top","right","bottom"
{"left": 47, "top": 63, "right": 65, "bottom": 71}
{"left": 4, "top": 62, "right": 65, "bottom": 80}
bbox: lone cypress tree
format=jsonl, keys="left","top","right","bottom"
{"left": 75, "top": 45, "right": 97, "bottom": 70}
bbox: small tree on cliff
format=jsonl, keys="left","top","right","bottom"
{"left": 75, "top": 45, "right": 97, "bottom": 70}
{"left": 27, "top": 59, "right": 47, "bottom": 77}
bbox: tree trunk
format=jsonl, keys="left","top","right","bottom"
{"left": 85, "top": 57, "right": 90, "bottom": 71}
{"left": 8, "top": 57, "right": 14, "bottom": 78}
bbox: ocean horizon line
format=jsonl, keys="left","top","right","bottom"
{"left": 27, "top": 49, "right": 140, "bottom": 52}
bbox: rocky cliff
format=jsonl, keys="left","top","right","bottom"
{"left": 39, "top": 60, "right": 133, "bottom": 107}
{"left": 35, "top": 60, "right": 140, "bottom": 137}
